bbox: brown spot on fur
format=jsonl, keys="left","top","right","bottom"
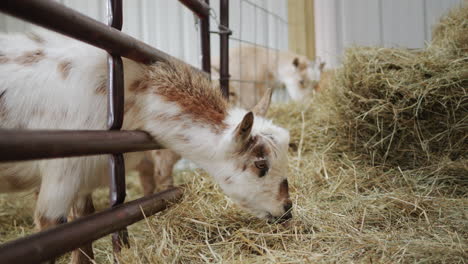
{"left": 95, "top": 80, "right": 107, "bottom": 94}
{"left": 237, "top": 135, "right": 258, "bottom": 155}
{"left": 57, "top": 60, "right": 72, "bottom": 79}
{"left": 15, "top": 49, "right": 45, "bottom": 65}
{"left": 148, "top": 61, "right": 228, "bottom": 132}
{"left": 129, "top": 79, "right": 148, "bottom": 92}
{"left": 26, "top": 32, "right": 45, "bottom": 44}
{"left": 252, "top": 143, "right": 269, "bottom": 158}
{"left": 278, "top": 179, "right": 290, "bottom": 201}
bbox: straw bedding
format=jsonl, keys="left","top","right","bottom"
{"left": 1, "top": 5, "right": 467, "bottom": 263}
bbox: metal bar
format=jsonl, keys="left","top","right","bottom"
{"left": 0, "top": 130, "right": 161, "bottom": 162}
{"left": 0, "top": 187, "right": 183, "bottom": 264}
{"left": 219, "top": 0, "right": 230, "bottom": 99}
{"left": 107, "top": 55, "right": 124, "bottom": 130}
{"left": 179, "top": 0, "right": 211, "bottom": 74}
{"left": 106, "top": 0, "right": 124, "bottom": 130}
{"left": 200, "top": 0, "right": 211, "bottom": 74}
{"left": 109, "top": 154, "right": 129, "bottom": 253}
{"left": 109, "top": 155, "right": 126, "bottom": 208}
{"left": 178, "top": 0, "right": 210, "bottom": 18}
{"left": 0, "top": 0, "right": 206, "bottom": 75}
{"left": 106, "top": 0, "right": 129, "bottom": 255}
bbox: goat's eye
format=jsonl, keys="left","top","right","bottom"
{"left": 254, "top": 160, "right": 269, "bottom": 177}
{"left": 299, "top": 80, "right": 305, "bottom": 87}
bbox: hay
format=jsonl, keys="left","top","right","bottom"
{"left": 1, "top": 5, "right": 467, "bottom": 263}
{"left": 326, "top": 4, "right": 468, "bottom": 169}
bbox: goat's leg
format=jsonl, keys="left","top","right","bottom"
{"left": 69, "top": 194, "right": 95, "bottom": 264}
{"left": 34, "top": 176, "right": 75, "bottom": 230}
{"left": 34, "top": 159, "right": 93, "bottom": 264}
{"left": 136, "top": 153, "right": 156, "bottom": 196}
{"left": 152, "top": 149, "right": 180, "bottom": 192}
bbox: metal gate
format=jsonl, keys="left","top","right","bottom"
{"left": 0, "top": 0, "right": 229, "bottom": 262}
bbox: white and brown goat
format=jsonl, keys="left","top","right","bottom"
{"left": 211, "top": 44, "right": 325, "bottom": 108}
{"left": 136, "top": 44, "right": 325, "bottom": 200}
{"left": 0, "top": 30, "right": 292, "bottom": 263}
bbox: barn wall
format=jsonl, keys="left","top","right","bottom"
{"left": 0, "top": 0, "right": 289, "bottom": 68}
{"left": 314, "top": 0, "right": 464, "bottom": 68}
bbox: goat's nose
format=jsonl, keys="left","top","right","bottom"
{"left": 283, "top": 201, "right": 293, "bottom": 213}
{"left": 274, "top": 201, "right": 293, "bottom": 223}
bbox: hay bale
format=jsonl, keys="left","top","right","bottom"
{"left": 327, "top": 5, "right": 468, "bottom": 169}
{"left": 430, "top": 4, "right": 468, "bottom": 57}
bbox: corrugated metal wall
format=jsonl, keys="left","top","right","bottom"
{"left": 0, "top": 0, "right": 289, "bottom": 68}
{"left": 314, "top": 0, "right": 464, "bottom": 68}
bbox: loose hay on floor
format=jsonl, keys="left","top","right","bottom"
{"left": 1, "top": 4, "right": 467, "bottom": 264}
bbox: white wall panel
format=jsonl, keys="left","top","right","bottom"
{"left": 315, "top": 0, "right": 341, "bottom": 68}
{"left": 315, "top": 0, "right": 463, "bottom": 68}
{"left": 381, "top": 0, "right": 426, "bottom": 48}
{"left": 342, "top": 0, "right": 382, "bottom": 47}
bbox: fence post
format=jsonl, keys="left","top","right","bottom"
{"left": 219, "top": 0, "right": 230, "bottom": 99}
{"left": 106, "top": 0, "right": 130, "bottom": 257}
{"left": 201, "top": 0, "right": 211, "bottom": 74}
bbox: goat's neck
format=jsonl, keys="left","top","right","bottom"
{"left": 137, "top": 97, "right": 239, "bottom": 170}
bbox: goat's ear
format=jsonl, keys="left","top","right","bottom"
{"left": 293, "top": 57, "right": 299, "bottom": 68}
{"left": 252, "top": 88, "right": 272, "bottom": 117}
{"left": 233, "top": 112, "right": 254, "bottom": 145}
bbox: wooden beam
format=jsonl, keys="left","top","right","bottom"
{"left": 304, "top": 0, "right": 316, "bottom": 59}
{"left": 288, "top": 0, "right": 315, "bottom": 59}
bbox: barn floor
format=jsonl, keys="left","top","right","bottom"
{"left": 0, "top": 100, "right": 466, "bottom": 264}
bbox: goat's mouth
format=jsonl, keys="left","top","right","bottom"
{"left": 266, "top": 211, "right": 292, "bottom": 224}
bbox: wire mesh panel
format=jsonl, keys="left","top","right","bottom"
{"left": 209, "top": 0, "right": 289, "bottom": 109}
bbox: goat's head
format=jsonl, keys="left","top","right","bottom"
{"left": 207, "top": 89, "right": 292, "bottom": 223}
{"left": 282, "top": 55, "right": 326, "bottom": 101}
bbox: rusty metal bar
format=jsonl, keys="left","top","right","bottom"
{"left": 0, "top": 0, "right": 204, "bottom": 73}
{"left": 178, "top": 0, "right": 211, "bottom": 74}
{"left": 107, "top": 55, "right": 124, "bottom": 130}
{"left": 219, "top": 0, "right": 230, "bottom": 99}
{"left": 107, "top": 0, "right": 124, "bottom": 130}
{"left": 109, "top": 154, "right": 129, "bottom": 253}
{"left": 178, "top": 0, "right": 210, "bottom": 18}
{"left": 0, "top": 187, "right": 183, "bottom": 264}
{"left": 0, "top": 130, "right": 161, "bottom": 162}
{"left": 200, "top": 0, "right": 211, "bottom": 74}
